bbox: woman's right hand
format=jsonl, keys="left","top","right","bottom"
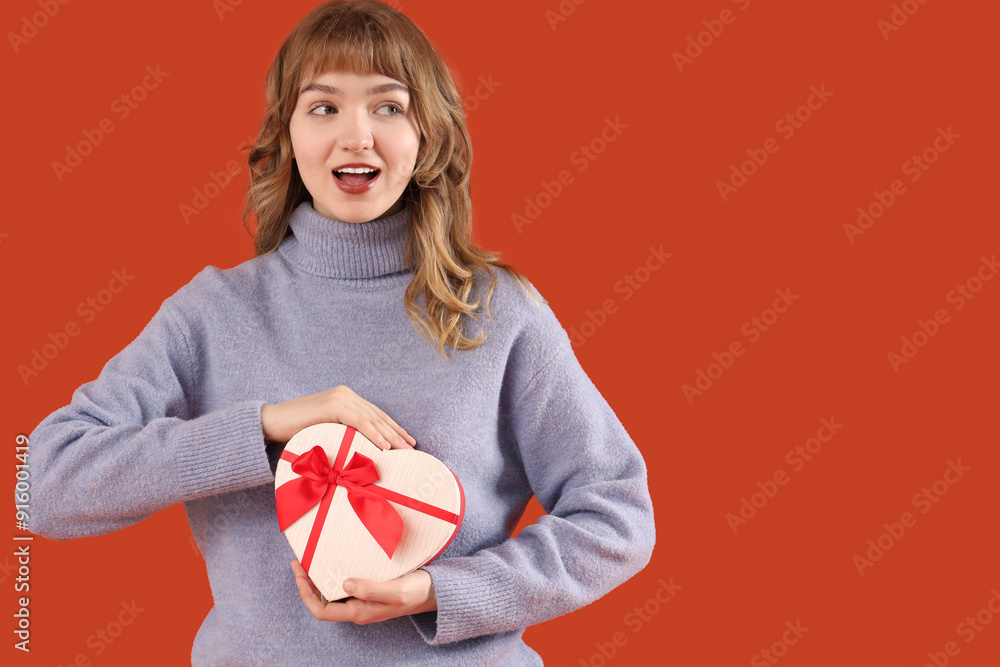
{"left": 260, "top": 386, "right": 416, "bottom": 451}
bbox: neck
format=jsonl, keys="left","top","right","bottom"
{"left": 278, "top": 201, "right": 412, "bottom": 280}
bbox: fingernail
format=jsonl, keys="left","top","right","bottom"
{"left": 343, "top": 580, "right": 356, "bottom": 593}
{"left": 379, "top": 436, "right": 389, "bottom": 449}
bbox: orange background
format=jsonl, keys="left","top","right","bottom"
{"left": 5, "top": 0, "right": 1000, "bottom": 665}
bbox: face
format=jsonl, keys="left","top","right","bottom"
{"left": 289, "top": 70, "right": 421, "bottom": 224}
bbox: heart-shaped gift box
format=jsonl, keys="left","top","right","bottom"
{"left": 274, "top": 422, "right": 464, "bottom": 602}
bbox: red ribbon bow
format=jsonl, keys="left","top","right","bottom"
{"left": 276, "top": 445, "right": 403, "bottom": 560}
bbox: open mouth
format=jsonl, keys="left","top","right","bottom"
{"left": 333, "top": 169, "right": 380, "bottom": 185}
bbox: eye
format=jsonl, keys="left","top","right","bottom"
{"left": 379, "top": 102, "right": 405, "bottom": 116}
{"left": 308, "top": 103, "right": 335, "bottom": 116}
{"left": 306, "top": 102, "right": 405, "bottom": 116}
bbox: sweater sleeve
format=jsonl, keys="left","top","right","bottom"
{"left": 409, "top": 297, "right": 657, "bottom": 644}
{"left": 25, "top": 298, "right": 275, "bottom": 541}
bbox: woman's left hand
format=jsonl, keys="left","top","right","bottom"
{"left": 291, "top": 559, "right": 437, "bottom": 624}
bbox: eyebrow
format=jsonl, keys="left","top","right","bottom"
{"left": 299, "top": 82, "right": 409, "bottom": 97}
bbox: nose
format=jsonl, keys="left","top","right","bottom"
{"left": 339, "top": 110, "right": 373, "bottom": 152}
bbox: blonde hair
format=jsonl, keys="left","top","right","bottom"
{"left": 241, "top": 0, "right": 539, "bottom": 360}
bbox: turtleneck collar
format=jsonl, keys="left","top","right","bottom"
{"left": 278, "top": 201, "right": 412, "bottom": 280}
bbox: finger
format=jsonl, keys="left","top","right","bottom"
{"left": 364, "top": 416, "right": 413, "bottom": 450}
{"left": 291, "top": 559, "right": 326, "bottom": 616}
{"left": 290, "top": 558, "right": 310, "bottom": 581}
{"left": 352, "top": 397, "right": 414, "bottom": 448}
{"left": 291, "top": 560, "right": 388, "bottom": 623}
{"left": 291, "top": 563, "right": 368, "bottom": 622}
{"left": 333, "top": 597, "right": 387, "bottom": 625}
{"left": 373, "top": 411, "right": 417, "bottom": 448}
{"left": 365, "top": 412, "right": 414, "bottom": 449}
{"left": 323, "top": 393, "right": 389, "bottom": 451}
{"left": 343, "top": 578, "right": 403, "bottom": 605}
{"left": 361, "top": 414, "right": 408, "bottom": 450}
{"left": 353, "top": 414, "right": 393, "bottom": 451}
{"left": 350, "top": 394, "right": 416, "bottom": 449}
{"left": 387, "top": 435, "right": 414, "bottom": 450}
{"left": 291, "top": 559, "right": 322, "bottom": 599}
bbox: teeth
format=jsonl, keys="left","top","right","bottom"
{"left": 335, "top": 167, "right": 377, "bottom": 174}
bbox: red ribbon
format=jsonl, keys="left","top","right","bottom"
{"left": 275, "top": 426, "right": 461, "bottom": 574}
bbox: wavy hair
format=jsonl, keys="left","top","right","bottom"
{"left": 241, "top": 0, "right": 540, "bottom": 360}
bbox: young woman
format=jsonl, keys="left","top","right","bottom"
{"left": 26, "top": 1, "right": 656, "bottom": 663}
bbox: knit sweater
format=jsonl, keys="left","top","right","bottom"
{"left": 27, "top": 201, "right": 656, "bottom": 666}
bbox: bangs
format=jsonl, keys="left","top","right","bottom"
{"left": 298, "top": 13, "right": 411, "bottom": 91}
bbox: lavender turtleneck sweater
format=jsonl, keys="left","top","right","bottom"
{"left": 26, "top": 201, "right": 656, "bottom": 665}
